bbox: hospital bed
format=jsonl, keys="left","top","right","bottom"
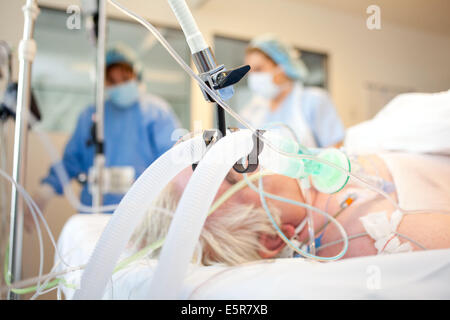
{"left": 55, "top": 90, "right": 450, "bottom": 300}
{"left": 56, "top": 213, "right": 450, "bottom": 300}
{"left": 6, "top": 0, "right": 448, "bottom": 300}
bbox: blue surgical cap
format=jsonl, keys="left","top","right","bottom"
{"left": 249, "top": 35, "right": 309, "bottom": 82}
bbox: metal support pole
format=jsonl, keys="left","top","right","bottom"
{"left": 192, "top": 48, "right": 227, "bottom": 137}
{"left": 8, "top": 0, "right": 40, "bottom": 300}
{"left": 92, "top": 0, "right": 107, "bottom": 211}
{"left": 215, "top": 102, "right": 226, "bottom": 138}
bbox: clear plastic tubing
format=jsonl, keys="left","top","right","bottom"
{"left": 303, "top": 180, "right": 316, "bottom": 255}
{"left": 73, "top": 136, "right": 206, "bottom": 300}
{"left": 147, "top": 130, "right": 254, "bottom": 299}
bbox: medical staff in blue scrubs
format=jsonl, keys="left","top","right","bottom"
{"left": 26, "top": 46, "right": 179, "bottom": 228}
{"left": 240, "top": 35, "right": 345, "bottom": 148}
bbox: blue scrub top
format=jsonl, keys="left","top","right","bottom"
{"left": 241, "top": 84, "right": 345, "bottom": 148}
{"left": 299, "top": 87, "right": 345, "bottom": 148}
{"left": 42, "top": 94, "right": 179, "bottom": 209}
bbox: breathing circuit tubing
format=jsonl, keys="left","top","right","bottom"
{"left": 108, "top": 0, "right": 450, "bottom": 219}
{"left": 0, "top": 165, "right": 170, "bottom": 297}
{"left": 0, "top": 159, "right": 428, "bottom": 297}
{"left": 0, "top": 145, "right": 429, "bottom": 294}
{"left": 243, "top": 172, "right": 349, "bottom": 261}
{"left": 0, "top": 167, "right": 66, "bottom": 296}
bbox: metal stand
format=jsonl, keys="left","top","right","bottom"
{"left": 168, "top": 0, "right": 255, "bottom": 172}
{"left": 91, "top": 0, "right": 107, "bottom": 211}
{"left": 192, "top": 48, "right": 250, "bottom": 138}
{"left": 8, "top": 0, "right": 40, "bottom": 300}
{"left": 215, "top": 102, "right": 226, "bottom": 139}
{"left": 191, "top": 47, "right": 258, "bottom": 173}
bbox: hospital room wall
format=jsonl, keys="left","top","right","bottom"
{"left": 2, "top": 0, "right": 450, "bottom": 128}
{"left": 1, "top": 0, "right": 450, "bottom": 299}
{"left": 2, "top": 0, "right": 450, "bottom": 127}
{"left": 193, "top": 0, "right": 450, "bottom": 127}
{"left": 97, "top": 0, "right": 450, "bottom": 128}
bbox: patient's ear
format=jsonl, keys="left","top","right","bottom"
{"left": 258, "top": 224, "right": 295, "bottom": 259}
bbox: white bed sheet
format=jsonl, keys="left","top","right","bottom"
{"left": 344, "top": 90, "right": 450, "bottom": 156}
{"left": 56, "top": 214, "right": 450, "bottom": 300}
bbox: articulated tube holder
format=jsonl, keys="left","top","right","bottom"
{"left": 148, "top": 130, "right": 254, "bottom": 299}
{"left": 73, "top": 136, "right": 207, "bottom": 300}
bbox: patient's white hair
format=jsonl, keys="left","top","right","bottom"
{"left": 131, "top": 183, "right": 280, "bottom": 266}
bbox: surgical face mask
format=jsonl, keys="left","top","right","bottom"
{"left": 106, "top": 79, "right": 140, "bottom": 109}
{"left": 247, "top": 72, "right": 281, "bottom": 100}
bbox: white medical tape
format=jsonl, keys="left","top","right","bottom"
{"left": 359, "top": 210, "right": 412, "bottom": 254}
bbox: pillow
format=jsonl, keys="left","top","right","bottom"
{"left": 344, "top": 90, "right": 450, "bottom": 155}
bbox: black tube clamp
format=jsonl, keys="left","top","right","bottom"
{"left": 192, "top": 129, "right": 222, "bottom": 171}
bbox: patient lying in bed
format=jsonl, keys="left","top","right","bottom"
{"left": 130, "top": 152, "right": 450, "bottom": 266}
{"left": 131, "top": 90, "right": 450, "bottom": 266}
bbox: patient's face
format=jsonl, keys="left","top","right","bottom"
{"left": 172, "top": 167, "right": 306, "bottom": 228}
